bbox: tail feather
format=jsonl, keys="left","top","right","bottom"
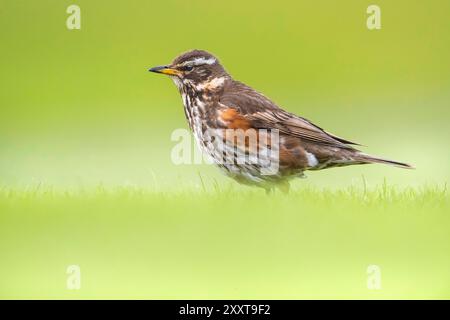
{"left": 356, "top": 153, "right": 414, "bottom": 169}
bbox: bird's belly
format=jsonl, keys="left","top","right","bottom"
{"left": 184, "top": 99, "right": 302, "bottom": 186}
{"left": 190, "top": 122, "right": 294, "bottom": 185}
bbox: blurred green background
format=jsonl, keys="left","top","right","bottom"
{"left": 1, "top": 0, "right": 449, "bottom": 190}
{"left": 0, "top": 0, "right": 449, "bottom": 299}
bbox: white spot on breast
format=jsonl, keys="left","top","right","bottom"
{"left": 306, "top": 152, "right": 319, "bottom": 167}
{"left": 195, "top": 76, "right": 226, "bottom": 91}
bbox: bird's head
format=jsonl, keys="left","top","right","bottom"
{"left": 149, "top": 50, "right": 228, "bottom": 90}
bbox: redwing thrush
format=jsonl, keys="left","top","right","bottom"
{"left": 150, "top": 50, "right": 412, "bottom": 192}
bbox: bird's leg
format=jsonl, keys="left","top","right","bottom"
{"left": 277, "top": 181, "right": 291, "bottom": 194}
{"left": 265, "top": 186, "right": 274, "bottom": 195}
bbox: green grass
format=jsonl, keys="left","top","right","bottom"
{"left": 1, "top": 184, "right": 449, "bottom": 299}
{"left": 1, "top": 0, "right": 449, "bottom": 300}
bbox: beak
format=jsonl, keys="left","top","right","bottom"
{"left": 148, "top": 65, "right": 181, "bottom": 76}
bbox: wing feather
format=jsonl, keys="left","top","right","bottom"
{"left": 219, "top": 81, "right": 360, "bottom": 151}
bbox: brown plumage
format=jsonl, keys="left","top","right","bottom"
{"left": 149, "top": 50, "right": 412, "bottom": 192}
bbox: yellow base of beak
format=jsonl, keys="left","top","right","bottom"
{"left": 149, "top": 66, "right": 181, "bottom": 76}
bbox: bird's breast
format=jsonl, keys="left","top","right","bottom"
{"left": 180, "top": 89, "right": 212, "bottom": 154}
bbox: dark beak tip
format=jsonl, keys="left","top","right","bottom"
{"left": 149, "top": 65, "right": 167, "bottom": 73}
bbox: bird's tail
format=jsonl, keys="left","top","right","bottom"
{"left": 355, "top": 153, "right": 414, "bottom": 169}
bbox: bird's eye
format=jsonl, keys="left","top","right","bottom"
{"left": 179, "top": 65, "right": 194, "bottom": 72}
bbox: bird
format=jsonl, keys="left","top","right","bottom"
{"left": 149, "top": 50, "right": 412, "bottom": 193}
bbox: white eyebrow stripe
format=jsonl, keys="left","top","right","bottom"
{"left": 180, "top": 57, "right": 216, "bottom": 66}
{"left": 194, "top": 57, "right": 216, "bottom": 65}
